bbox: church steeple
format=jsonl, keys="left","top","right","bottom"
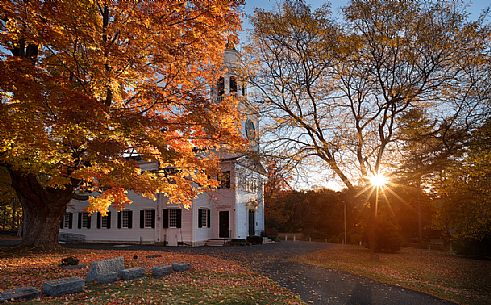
{"left": 215, "top": 37, "right": 259, "bottom": 151}
{"left": 217, "top": 35, "right": 241, "bottom": 100}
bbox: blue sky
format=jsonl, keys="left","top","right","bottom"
{"left": 239, "top": 0, "right": 490, "bottom": 190}
{"left": 240, "top": 0, "right": 490, "bottom": 43}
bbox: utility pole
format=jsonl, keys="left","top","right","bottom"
{"left": 344, "top": 200, "right": 347, "bottom": 244}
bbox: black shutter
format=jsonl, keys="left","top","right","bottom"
{"left": 69, "top": 213, "right": 73, "bottom": 229}
{"left": 78, "top": 213, "right": 82, "bottom": 229}
{"left": 96, "top": 212, "right": 101, "bottom": 229}
{"left": 117, "top": 212, "right": 122, "bottom": 229}
{"left": 151, "top": 210, "right": 155, "bottom": 228}
{"left": 59, "top": 216, "right": 63, "bottom": 229}
{"left": 163, "top": 209, "right": 169, "bottom": 228}
{"left": 207, "top": 209, "right": 211, "bottom": 228}
{"left": 140, "top": 210, "right": 145, "bottom": 228}
{"left": 176, "top": 209, "right": 182, "bottom": 228}
{"left": 87, "top": 215, "right": 91, "bottom": 229}
{"left": 128, "top": 211, "right": 133, "bottom": 228}
{"left": 198, "top": 209, "right": 203, "bottom": 228}
{"left": 107, "top": 212, "right": 111, "bottom": 229}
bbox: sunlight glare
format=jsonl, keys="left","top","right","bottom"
{"left": 369, "top": 174, "right": 388, "bottom": 187}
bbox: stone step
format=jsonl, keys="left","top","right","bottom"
{"left": 0, "top": 287, "right": 40, "bottom": 302}
{"left": 42, "top": 277, "right": 85, "bottom": 297}
{"left": 119, "top": 267, "right": 145, "bottom": 280}
{"left": 152, "top": 265, "right": 173, "bottom": 278}
{"left": 172, "top": 263, "right": 191, "bottom": 272}
{"left": 86, "top": 256, "right": 125, "bottom": 282}
{"left": 205, "top": 239, "right": 230, "bottom": 247}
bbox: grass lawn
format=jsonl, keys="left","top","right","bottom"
{"left": 296, "top": 244, "right": 491, "bottom": 305}
{"left": 0, "top": 248, "right": 303, "bottom": 304}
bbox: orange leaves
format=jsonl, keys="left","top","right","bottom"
{"left": 1, "top": 0, "right": 244, "bottom": 213}
{"left": 0, "top": 248, "right": 303, "bottom": 304}
{"left": 87, "top": 188, "right": 131, "bottom": 214}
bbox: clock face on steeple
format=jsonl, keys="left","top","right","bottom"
{"left": 245, "top": 119, "right": 256, "bottom": 141}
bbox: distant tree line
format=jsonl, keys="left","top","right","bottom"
{"left": 264, "top": 117, "right": 490, "bottom": 255}
{"left": 251, "top": 0, "right": 490, "bottom": 256}
{"left": 265, "top": 183, "right": 434, "bottom": 246}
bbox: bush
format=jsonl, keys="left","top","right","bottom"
{"left": 265, "top": 227, "right": 279, "bottom": 239}
{"left": 376, "top": 224, "right": 401, "bottom": 253}
{"left": 246, "top": 235, "right": 263, "bottom": 245}
{"left": 349, "top": 232, "right": 363, "bottom": 245}
{"left": 452, "top": 235, "right": 491, "bottom": 257}
{"left": 60, "top": 256, "right": 79, "bottom": 266}
{"left": 364, "top": 219, "right": 401, "bottom": 253}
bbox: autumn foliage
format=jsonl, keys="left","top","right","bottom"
{"left": 0, "top": 1, "right": 245, "bottom": 247}
{"left": 0, "top": 248, "right": 302, "bottom": 304}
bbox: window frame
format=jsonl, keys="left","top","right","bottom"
{"left": 198, "top": 208, "right": 210, "bottom": 228}
{"left": 101, "top": 215, "right": 108, "bottom": 228}
{"left": 81, "top": 212, "right": 90, "bottom": 228}
{"left": 122, "top": 210, "right": 130, "bottom": 229}
{"left": 63, "top": 213, "right": 71, "bottom": 228}
{"left": 169, "top": 209, "right": 178, "bottom": 228}
{"left": 218, "top": 171, "right": 230, "bottom": 189}
{"left": 143, "top": 209, "right": 153, "bottom": 229}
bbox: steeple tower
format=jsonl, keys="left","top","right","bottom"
{"left": 216, "top": 36, "right": 258, "bottom": 151}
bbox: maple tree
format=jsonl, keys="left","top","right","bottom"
{"left": 0, "top": 0, "right": 245, "bottom": 248}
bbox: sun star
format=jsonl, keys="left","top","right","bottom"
{"left": 369, "top": 174, "right": 389, "bottom": 188}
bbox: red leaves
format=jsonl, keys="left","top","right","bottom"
{"left": 0, "top": 248, "right": 302, "bottom": 304}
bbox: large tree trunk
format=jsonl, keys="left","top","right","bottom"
{"left": 368, "top": 189, "right": 380, "bottom": 260}
{"left": 7, "top": 169, "right": 73, "bottom": 249}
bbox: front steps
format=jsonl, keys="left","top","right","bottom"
{"left": 205, "top": 239, "right": 231, "bottom": 247}
{"left": 205, "top": 237, "right": 275, "bottom": 246}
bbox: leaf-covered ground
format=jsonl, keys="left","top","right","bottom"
{"left": 296, "top": 244, "right": 491, "bottom": 305}
{"left": 0, "top": 248, "right": 303, "bottom": 304}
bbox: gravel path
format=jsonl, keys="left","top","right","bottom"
{"left": 63, "top": 241, "right": 457, "bottom": 305}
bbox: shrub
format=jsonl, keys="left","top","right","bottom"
{"left": 376, "top": 222, "right": 401, "bottom": 253}
{"left": 246, "top": 235, "right": 263, "bottom": 245}
{"left": 349, "top": 232, "right": 363, "bottom": 245}
{"left": 364, "top": 219, "right": 401, "bottom": 253}
{"left": 452, "top": 235, "right": 491, "bottom": 257}
{"left": 265, "top": 227, "right": 279, "bottom": 239}
{"left": 60, "top": 256, "right": 79, "bottom": 266}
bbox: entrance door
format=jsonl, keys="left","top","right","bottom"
{"left": 248, "top": 210, "right": 255, "bottom": 236}
{"left": 219, "top": 211, "right": 230, "bottom": 238}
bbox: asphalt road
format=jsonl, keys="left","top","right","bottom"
{"left": 61, "top": 240, "right": 457, "bottom": 305}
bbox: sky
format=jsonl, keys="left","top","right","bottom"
{"left": 239, "top": 0, "right": 490, "bottom": 44}
{"left": 239, "top": 0, "right": 490, "bottom": 191}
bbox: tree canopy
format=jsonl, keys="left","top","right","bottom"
{"left": 0, "top": 0, "right": 245, "bottom": 247}
{"left": 247, "top": 0, "right": 490, "bottom": 190}
{"left": 249, "top": 0, "right": 490, "bottom": 253}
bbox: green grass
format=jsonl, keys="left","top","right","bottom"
{"left": 296, "top": 244, "right": 491, "bottom": 305}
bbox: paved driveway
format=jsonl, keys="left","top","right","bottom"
{"left": 66, "top": 241, "right": 456, "bottom": 305}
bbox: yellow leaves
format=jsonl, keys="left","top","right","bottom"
{"left": 87, "top": 187, "right": 131, "bottom": 215}
{"left": 1, "top": 0, "right": 244, "bottom": 212}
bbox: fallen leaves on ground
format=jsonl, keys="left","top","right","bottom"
{"left": 0, "top": 248, "right": 303, "bottom": 304}
{"left": 296, "top": 244, "right": 491, "bottom": 305}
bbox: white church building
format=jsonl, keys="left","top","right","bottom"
{"left": 59, "top": 45, "right": 266, "bottom": 246}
